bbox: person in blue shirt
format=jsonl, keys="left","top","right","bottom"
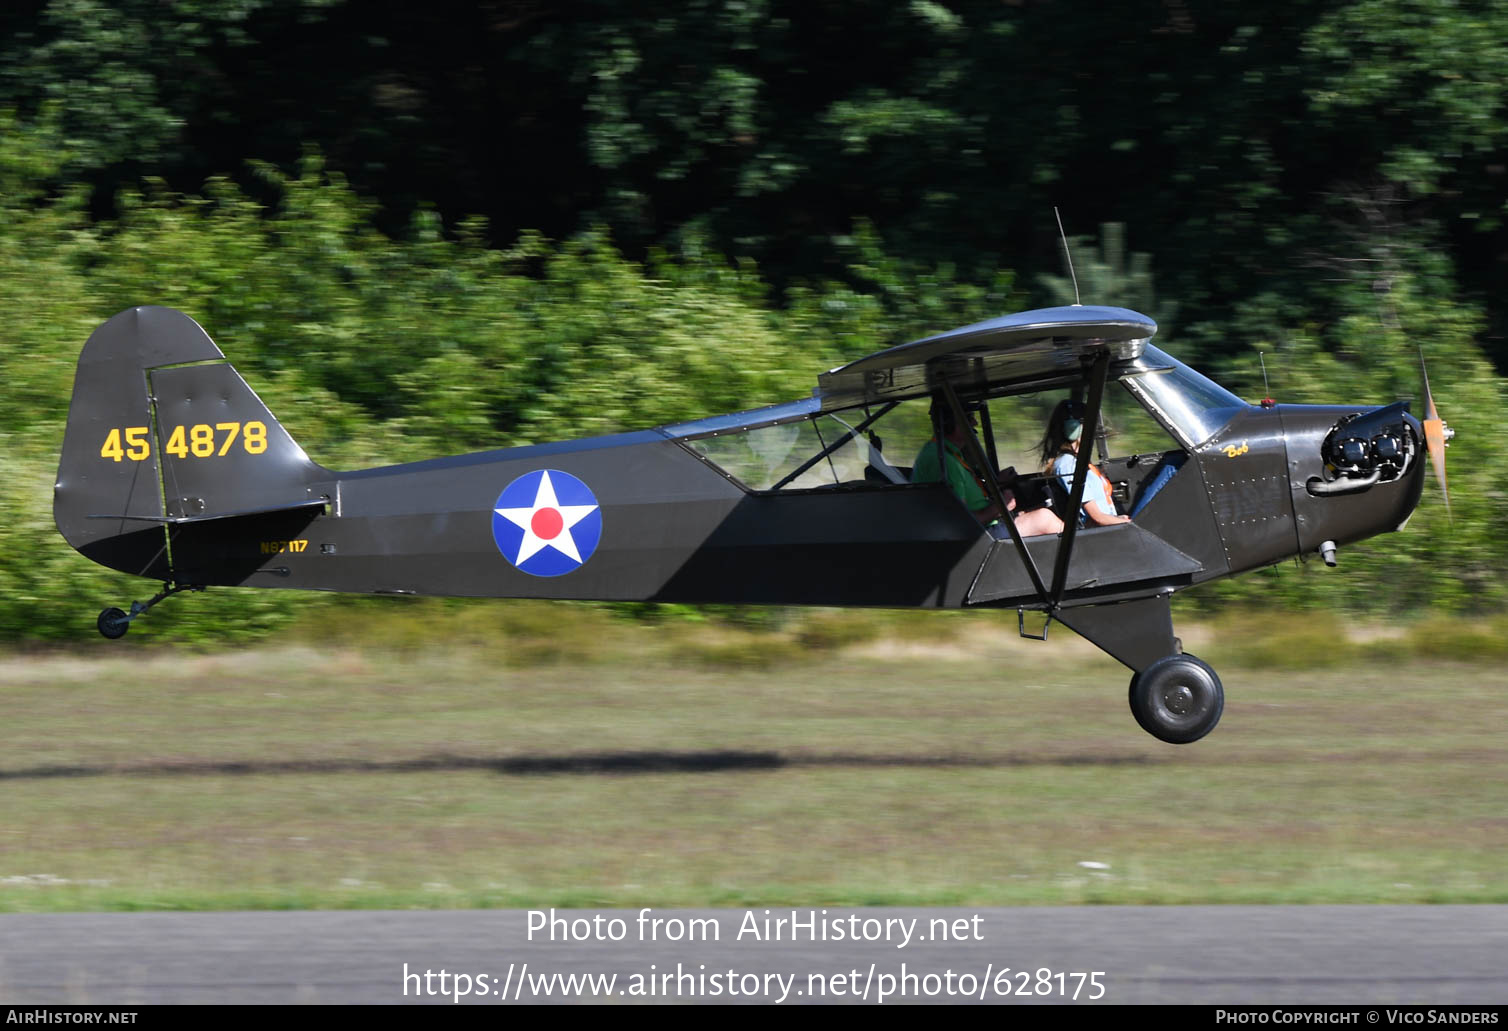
{"left": 1041, "top": 399, "right": 1130, "bottom": 527}
{"left": 913, "top": 399, "right": 1063, "bottom": 537}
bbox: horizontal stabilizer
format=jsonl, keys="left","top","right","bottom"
{"left": 85, "top": 498, "right": 329, "bottom": 525}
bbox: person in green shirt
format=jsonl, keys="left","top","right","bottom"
{"left": 912, "top": 400, "right": 1063, "bottom": 537}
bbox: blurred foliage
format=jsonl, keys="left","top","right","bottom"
{"left": 2, "top": 0, "right": 1508, "bottom": 643}
{"left": 3, "top": 1, "right": 1506, "bottom": 364}
{"left": 1038, "top": 222, "right": 1178, "bottom": 337}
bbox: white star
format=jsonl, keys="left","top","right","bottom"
{"left": 494, "top": 471, "right": 599, "bottom": 566}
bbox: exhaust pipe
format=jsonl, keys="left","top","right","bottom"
{"left": 1307, "top": 469, "right": 1383, "bottom": 496}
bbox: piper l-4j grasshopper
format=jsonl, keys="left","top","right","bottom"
{"left": 55, "top": 305, "right": 1451, "bottom": 743}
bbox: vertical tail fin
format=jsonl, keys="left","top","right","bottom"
{"left": 55, "top": 307, "right": 328, "bottom": 578}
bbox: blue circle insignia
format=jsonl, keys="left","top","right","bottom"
{"left": 490, "top": 469, "right": 603, "bottom": 577}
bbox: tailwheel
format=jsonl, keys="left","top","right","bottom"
{"left": 1129, "top": 654, "right": 1224, "bottom": 744}
{"left": 93, "top": 583, "right": 205, "bottom": 639}
{"left": 97, "top": 607, "right": 130, "bottom": 639}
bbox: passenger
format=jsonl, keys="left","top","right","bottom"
{"left": 1041, "top": 399, "right": 1131, "bottom": 527}
{"left": 912, "top": 399, "right": 1064, "bottom": 537}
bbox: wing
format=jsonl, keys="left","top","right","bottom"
{"left": 816, "top": 304, "right": 1156, "bottom": 410}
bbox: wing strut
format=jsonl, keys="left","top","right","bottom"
{"left": 937, "top": 379, "right": 1052, "bottom": 605}
{"left": 1049, "top": 351, "right": 1110, "bottom": 606}
{"left": 975, "top": 369, "right": 1002, "bottom": 472}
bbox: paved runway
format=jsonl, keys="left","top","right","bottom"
{"left": 0, "top": 906, "right": 1504, "bottom": 1004}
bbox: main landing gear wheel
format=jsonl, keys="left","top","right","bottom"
{"left": 97, "top": 607, "right": 130, "bottom": 639}
{"left": 1129, "top": 654, "right": 1224, "bottom": 744}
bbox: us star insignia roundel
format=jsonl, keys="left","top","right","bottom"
{"left": 491, "top": 469, "right": 603, "bottom": 577}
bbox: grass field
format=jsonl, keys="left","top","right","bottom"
{"left": 1, "top": 609, "right": 1504, "bottom": 911}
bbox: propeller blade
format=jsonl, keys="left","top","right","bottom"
{"left": 1418, "top": 349, "right": 1453, "bottom": 519}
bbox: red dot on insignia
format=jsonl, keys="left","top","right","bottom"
{"left": 531, "top": 507, "right": 564, "bottom": 540}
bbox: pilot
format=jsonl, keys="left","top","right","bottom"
{"left": 912, "top": 399, "right": 1063, "bottom": 537}
{"left": 1041, "top": 399, "right": 1131, "bottom": 527}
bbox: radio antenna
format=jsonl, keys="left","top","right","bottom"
{"left": 1054, "top": 206, "right": 1081, "bottom": 306}
{"left": 1258, "top": 351, "right": 1276, "bottom": 408}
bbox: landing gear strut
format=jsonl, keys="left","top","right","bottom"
{"left": 96, "top": 582, "right": 204, "bottom": 639}
{"left": 1129, "top": 654, "right": 1224, "bottom": 744}
{"left": 1052, "top": 596, "right": 1223, "bottom": 743}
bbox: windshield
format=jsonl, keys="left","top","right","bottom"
{"left": 1121, "top": 345, "right": 1246, "bottom": 447}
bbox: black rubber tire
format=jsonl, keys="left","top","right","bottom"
{"left": 97, "top": 607, "right": 130, "bottom": 639}
{"left": 1126, "top": 670, "right": 1150, "bottom": 735}
{"left": 1128, "top": 654, "right": 1223, "bottom": 744}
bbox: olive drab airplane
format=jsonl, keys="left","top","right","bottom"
{"left": 55, "top": 304, "right": 1452, "bottom": 743}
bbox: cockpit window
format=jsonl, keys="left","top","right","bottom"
{"left": 1120, "top": 344, "right": 1246, "bottom": 447}
{"left": 682, "top": 411, "right": 899, "bottom": 490}
{"left": 674, "top": 345, "right": 1238, "bottom": 492}
{"left": 675, "top": 394, "right": 951, "bottom": 492}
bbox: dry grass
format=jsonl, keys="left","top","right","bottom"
{"left": 0, "top": 617, "right": 1503, "bottom": 911}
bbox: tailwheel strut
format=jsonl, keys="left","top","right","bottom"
{"left": 96, "top": 582, "right": 205, "bottom": 639}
